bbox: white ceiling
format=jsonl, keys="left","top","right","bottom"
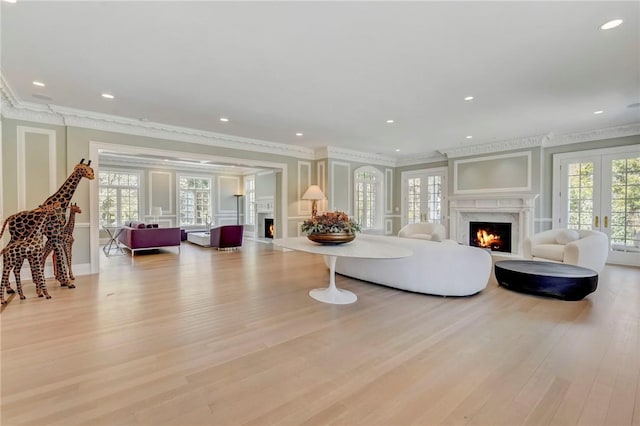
{"left": 2, "top": 1, "right": 639, "bottom": 161}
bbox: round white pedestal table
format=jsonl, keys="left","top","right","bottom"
{"left": 273, "top": 236, "right": 413, "bottom": 305}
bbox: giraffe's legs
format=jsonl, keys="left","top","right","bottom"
{"left": 66, "top": 240, "right": 75, "bottom": 281}
{"left": 13, "top": 258, "right": 26, "bottom": 300}
{"left": 1, "top": 263, "right": 12, "bottom": 305}
{"left": 51, "top": 240, "right": 72, "bottom": 288}
{"left": 28, "top": 251, "right": 50, "bottom": 299}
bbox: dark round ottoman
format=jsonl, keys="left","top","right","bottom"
{"left": 494, "top": 260, "right": 598, "bottom": 301}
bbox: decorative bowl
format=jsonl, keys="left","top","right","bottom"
{"left": 307, "top": 232, "right": 356, "bottom": 245}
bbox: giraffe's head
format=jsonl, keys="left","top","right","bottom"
{"left": 75, "top": 159, "right": 95, "bottom": 180}
{"left": 69, "top": 203, "right": 82, "bottom": 214}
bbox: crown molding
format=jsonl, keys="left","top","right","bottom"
{"left": 49, "top": 105, "right": 316, "bottom": 160}
{"left": 439, "top": 134, "right": 548, "bottom": 159}
{"left": 545, "top": 122, "right": 640, "bottom": 147}
{"left": 395, "top": 151, "right": 448, "bottom": 167}
{"left": 3, "top": 76, "right": 638, "bottom": 167}
{"left": 1, "top": 75, "right": 316, "bottom": 161}
{"left": 315, "top": 146, "right": 396, "bottom": 168}
{"left": 99, "top": 153, "right": 258, "bottom": 175}
{"left": 0, "top": 74, "right": 20, "bottom": 107}
{"left": 0, "top": 78, "right": 66, "bottom": 126}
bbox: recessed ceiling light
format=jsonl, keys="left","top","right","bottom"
{"left": 101, "top": 93, "right": 114, "bottom": 99}
{"left": 32, "top": 81, "right": 45, "bottom": 87}
{"left": 295, "top": 132, "right": 303, "bottom": 136}
{"left": 600, "top": 19, "right": 623, "bottom": 30}
{"left": 219, "top": 117, "right": 229, "bottom": 122}
{"left": 395, "top": 149, "right": 400, "bottom": 152}
{"left": 3, "top": 0, "right": 17, "bottom": 4}
{"left": 466, "top": 135, "right": 473, "bottom": 139}
{"left": 593, "top": 110, "right": 604, "bottom": 114}
{"left": 386, "top": 119, "right": 394, "bottom": 124}
{"left": 464, "top": 96, "right": 474, "bottom": 101}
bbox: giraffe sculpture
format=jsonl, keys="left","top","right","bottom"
{"left": 44, "top": 203, "right": 81, "bottom": 281}
{"left": 5, "top": 159, "right": 94, "bottom": 289}
{"left": 1, "top": 203, "right": 61, "bottom": 304}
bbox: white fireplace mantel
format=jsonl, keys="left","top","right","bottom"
{"left": 449, "top": 193, "right": 539, "bottom": 254}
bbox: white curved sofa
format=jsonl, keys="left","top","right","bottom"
{"left": 332, "top": 234, "right": 492, "bottom": 296}
{"left": 522, "top": 228, "right": 609, "bottom": 272}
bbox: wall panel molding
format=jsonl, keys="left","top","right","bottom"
{"left": 149, "top": 171, "right": 173, "bottom": 215}
{"left": 297, "top": 161, "right": 312, "bottom": 216}
{"left": 317, "top": 161, "right": 327, "bottom": 213}
{"left": 330, "top": 161, "right": 351, "bottom": 214}
{"left": 16, "top": 126, "right": 56, "bottom": 210}
{"left": 385, "top": 168, "right": 393, "bottom": 214}
{"left": 217, "top": 176, "right": 241, "bottom": 214}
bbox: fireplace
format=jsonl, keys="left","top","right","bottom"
{"left": 264, "top": 218, "right": 274, "bottom": 238}
{"left": 449, "top": 194, "right": 539, "bottom": 255}
{"left": 469, "top": 221, "right": 512, "bottom": 253}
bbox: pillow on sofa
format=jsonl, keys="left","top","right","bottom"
{"left": 430, "top": 229, "right": 444, "bottom": 242}
{"left": 146, "top": 224, "right": 159, "bottom": 228}
{"left": 408, "top": 233, "right": 433, "bottom": 241}
{"left": 555, "top": 229, "right": 579, "bottom": 245}
{"left": 126, "top": 221, "right": 146, "bottom": 229}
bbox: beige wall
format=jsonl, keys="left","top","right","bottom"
{"left": 2, "top": 115, "right": 639, "bottom": 277}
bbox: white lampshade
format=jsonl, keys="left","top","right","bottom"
{"left": 302, "top": 185, "right": 326, "bottom": 200}
{"left": 150, "top": 206, "right": 163, "bottom": 217}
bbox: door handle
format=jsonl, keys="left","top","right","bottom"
{"left": 595, "top": 216, "right": 599, "bottom": 228}
{"left": 604, "top": 216, "right": 609, "bottom": 228}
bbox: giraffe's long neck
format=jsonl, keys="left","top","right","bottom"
{"left": 64, "top": 211, "right": 77, "bottom": 235}
{"left": 28, "top": 210, "right": 53, "bottom": 241}
{"left": 43, "top": 170, "right": 82, "bottom": 211}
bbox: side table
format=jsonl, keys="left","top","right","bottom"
{"left": 103, "top": 226, "right": 124, "bottom": 256}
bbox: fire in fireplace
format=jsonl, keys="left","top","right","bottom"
{"left": 469, "top": 221, "right": 511, "bottom": 252}
{"left": 264, "top": 218, "right": 274, "bottom": 238}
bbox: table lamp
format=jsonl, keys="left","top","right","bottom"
{"left": 302, "top": 185, "right": 325, "bottom": 218}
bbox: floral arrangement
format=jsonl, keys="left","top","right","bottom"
{"left": 301, "top": 211, "right": 361, "bottom": 234}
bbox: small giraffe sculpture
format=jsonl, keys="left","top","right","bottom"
{"left": 5, "top": 159, "right": 94, "bottom": 289}
{"left": 44, "top": 203, "right": 81, "bottom": 281}
{"left": 1, "top": 203, "right": 61, "bottom": 304}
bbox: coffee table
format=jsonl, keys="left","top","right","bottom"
{"left": 273, "top": 236, "right": 412, "bottom": 304}
{"left": 494, "top": 260, "right": 598, "bottom": 301}
{"left": 187, "top": 231, "right": 211, "bottom": 247}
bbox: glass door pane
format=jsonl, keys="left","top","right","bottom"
{"left": 566, "top": 161, "right": 595, "bottom": 230}
{"left": 603, "top": 154, "right": 640, "bottom": 263}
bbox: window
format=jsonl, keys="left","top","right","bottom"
{"left": 401, "top": 167, "right": 447, "bottom": 227}
{"left": 179, "top": 176, "right": 211, "bottom": 226}
{"left": 407, "top": 177, "right": 421, "bottom": 224}
{"left": 98, "top": 170, "right": 140, "bottom": 226}
{"left": 426, "top": 175, "right": 442, "bottom": 223}
{"left": 354, "top": 167, "right": 382, "bottom": 229}
{"left": 245, "top": 175, "right": 255, "bottom": 225}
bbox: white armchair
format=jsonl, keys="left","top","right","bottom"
{"left": 398, "top": 222, "right": 446, "bottom": 242}
{"left": 522, "top": 228, "right": 609, "bottom": 272}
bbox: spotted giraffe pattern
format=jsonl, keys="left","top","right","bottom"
{"left": 1, "top": 203, "right": 61, "bottom": 304}
{"left": 44, "top": 203, "right": 81, "bottom": 281}
{"left": 5, "top": 159, "right": 94, "bottom": 289}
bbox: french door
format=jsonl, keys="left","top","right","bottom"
{"left": 401, "top": 167, "right": 448, "bottom": 227}
{"left": 554, "top": 146, "right": 640, "bottom": 266}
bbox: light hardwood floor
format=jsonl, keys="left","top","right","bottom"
{"left": 1, "top": 241, "right": 639, "bottom": 426}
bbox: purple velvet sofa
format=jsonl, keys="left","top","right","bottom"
{"left": 118, "top": 221, "right": 181, "bottom": 256}
{"left": 209, "top": 225, "right": 244, "bottom": 249}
